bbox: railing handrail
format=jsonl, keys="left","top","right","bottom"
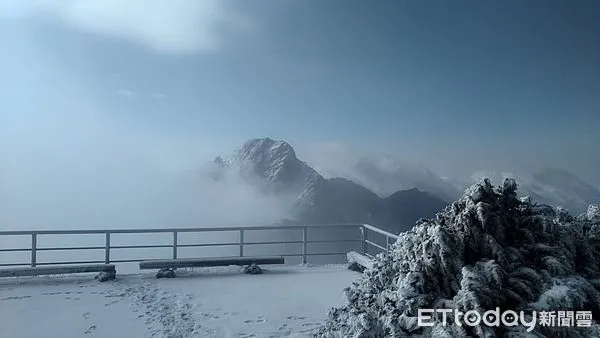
{"left": 0, "top": 223, "right": 362, "bottom": 236}
{"left": 0, "top": 223, "right": 403, "bottom": 267}
{"left": 361, "top": 224, "right": 401, "bottom": 240}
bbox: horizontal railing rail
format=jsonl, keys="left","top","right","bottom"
{"left": 360, "top": 224, "right": 401, "bottom": 258}
{"left": 0, "top": 223, "right": 402, "bottom": 268}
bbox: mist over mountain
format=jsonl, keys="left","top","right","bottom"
{"left": 468, "top": 169, "right": 600, "bottom": 214}
{"left": 299, "top": 146, "right": 461, "bottom": 203}
{"left": 207, "top": 138, "right": 448, "bottom": 232}
{"left": 300, "top": 143, "right": 600, "bottom": 216}
{"left": 351, "top": 157, "right": 461, "bottom": 202}
{"left": 202, "top": 137, "right": 600, "bottom": 233}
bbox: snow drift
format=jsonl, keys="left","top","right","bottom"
{"left": 316, "top": 178, "right": 600, "bottom": 337}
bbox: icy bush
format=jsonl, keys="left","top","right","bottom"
{"left": 316, "top": 179, "right": 600, "bottom": 337}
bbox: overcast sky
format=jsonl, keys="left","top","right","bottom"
{"left": 1, "top": 0, "right": 599, "bottom": 228}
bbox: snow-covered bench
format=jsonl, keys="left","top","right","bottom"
{"left": 347, "top": 251, "right": 373, "bottom": 272}
{"left": 139, "top": 256, "right": 285, "bottom": 278}
{"left": 0, "top": 264, "right": 116, "bottom": 282}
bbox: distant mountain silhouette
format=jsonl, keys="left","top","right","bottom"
{"left": 371, "top": 188, "right": 449, "bottom": 233}
{"left": 209, "top": 137, "right": 449, "bottom": 233}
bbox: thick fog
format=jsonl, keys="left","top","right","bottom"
{"left": 0, "top": 51, "right": 303, "bottom": 269}
{"left": 1, "top": 107, "right": 289, "bottom": 231}
{"left": 295, "top": 140, "right": 600, "bottom": 193}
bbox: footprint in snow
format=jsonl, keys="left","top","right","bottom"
{"left": 302, "top": 322, "right": 320, "bottom": 327}
{"left": 278, "top": 323, "right": 291, "bottom": 332}
{"left": 84, "top": 325, "right": 97, "bottom": 334}
{"left": 1, "top": 295, "right": 32, "bottom": 301}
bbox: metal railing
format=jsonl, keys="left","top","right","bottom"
{"left": 360, "top": 224, "right": 401, "bottom": 258}
{"left": 0, "top": 224, "right": 401, "bottom": 268}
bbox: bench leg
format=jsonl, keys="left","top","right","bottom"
{"left": 156, "top": 268, "right": 176, "bottom": 279}
{"left": 243, "top": 263, "right": 263, "bottom": 275}
{"left": 95, "top": 270, "right": 116, "bottom": 282}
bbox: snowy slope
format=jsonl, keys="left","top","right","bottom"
{"left": 0, "top": 265, "right": 358, "bottom": 338}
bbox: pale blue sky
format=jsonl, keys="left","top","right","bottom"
{"left": 1, "top": 0, "right": 599, "bottom": 183}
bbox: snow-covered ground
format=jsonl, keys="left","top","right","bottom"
{"left": 0, "top": 264, "right": 357, "bottom": 337}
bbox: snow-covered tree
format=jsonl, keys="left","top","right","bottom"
{"left": 316, "top": 179, "right": 600, "bottom": 337}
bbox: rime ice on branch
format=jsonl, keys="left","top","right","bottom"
{"left": 316, "top": 179, "right": 600, "bottom": 338}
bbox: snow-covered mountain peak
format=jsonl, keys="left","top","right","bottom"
{"left": 213, "top": 137, "right": 323, "bottom": 199}
{"left": 233, "top": 138, "right": 297, "bottom": 166}
{"left": 206, "top": 138, "right": 450, "bottom": 230}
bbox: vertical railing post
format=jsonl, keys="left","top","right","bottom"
{"left": 239, "top": 230, "right": 244, "bottom": 257}
{"left": 104, "top": 232, "right": 111, "bottom": 264}
{"left": 302, "top": 226, "right": 308, "bottom": 265}
{"left": 31, "top": 233, "right": 37, "bottom": 267}
{"left": 386, "top": 235, "right": 389, "bottom": 252}
{"left": 172, "top": 231, "right": 178, "bottom": 259}
{"left": 361, "top": 225, "right": 367, "bottom": 255}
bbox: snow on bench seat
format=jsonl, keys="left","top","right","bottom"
{"left": 0, "top": 264, "right": 116, "bottom": 281}
{"left": 139, "top": 256, "right": 284, "bottom": 270}
{"left": 347, "top": 251, "right": 374, "bottom": 271}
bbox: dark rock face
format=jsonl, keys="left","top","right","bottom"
{"left": 297, "top": 180, "right": 448, "bottom": 233}
{"left": 296, "top": 178, "right": 381, "bottom": 224}
{"left": 371, "top": 188, "right": 449, "bottom": 233}
{"left": 316, "top": 179, "right": 600, "bottom": 337}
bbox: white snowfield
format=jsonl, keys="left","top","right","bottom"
{"left": 0, "top": 264, "right": 357, "bottom": 338}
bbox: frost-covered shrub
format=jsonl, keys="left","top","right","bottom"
{"left": 316, "top": 179, "right": 600, "bottom": 337}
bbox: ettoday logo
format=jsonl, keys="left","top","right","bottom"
{"left": 417, "top": 308, "right": 593, "bottom": 331}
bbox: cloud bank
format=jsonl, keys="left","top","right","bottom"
{"left": 0, "top": 0, "right": 254, "bottom": 54}
{"left": 0, "top": 49, "right": 285, "bottom": 232}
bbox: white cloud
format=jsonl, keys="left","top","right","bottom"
{"left": 151, "top": 93, "right": 167, "bottom": 100}
{"left": 117, "top": 88, "right": 137, "bottom": 98}
{"left": 0, "top": 0, "right": 254, "bottom": 54}
{"left": 117, "top": 90, "right": 168, "bottom": 100}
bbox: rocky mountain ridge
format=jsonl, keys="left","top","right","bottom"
{"left": 210, "top": 138, "right": 448, "bottom": 232}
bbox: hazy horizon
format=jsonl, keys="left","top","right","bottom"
{"left": 1, "top": 1, "right": 599, "bottom": 230}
